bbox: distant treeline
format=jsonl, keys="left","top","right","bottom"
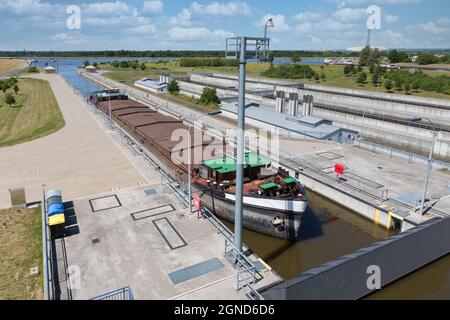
{"left": 0, "top": 50, "right": 363, "bottom": 58}
{"left": 179, "top": 58, "right": 239, "bottom": 67}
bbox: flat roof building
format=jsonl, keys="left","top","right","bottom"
{"left": 221, "top": 102, "right": 357, "bottom": 143}
{"left": 135, "top": 77, "right": 168, "bottom": 93}
{"left": 44, "top": 66, "right": 56, "bottom": 73}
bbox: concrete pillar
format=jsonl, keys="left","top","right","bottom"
{"left": 275, "top": 91, "right": 285, "bottom": 113}
{"left": 308, "top": 95, "right": 314, "bottom": 116}
{"left": 288, "top": 92, "right": 299, "bottom": 116}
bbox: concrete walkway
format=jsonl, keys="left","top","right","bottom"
{"left": 0, "top": 73, "right": 145, "bottom": 208}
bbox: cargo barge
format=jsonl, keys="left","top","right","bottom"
{"left": 90, "top": 91, "right": 307, "bottom": 240}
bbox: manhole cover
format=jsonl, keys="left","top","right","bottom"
{"left": 91, "top": 238, "right": 100, "bottom": 244}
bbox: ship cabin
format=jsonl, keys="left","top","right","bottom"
{"left": 196, "top": 152, "right": 300, "bottom": 198}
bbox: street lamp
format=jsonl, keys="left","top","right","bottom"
{"left": 263, "top": 18, "right": 274, "bottom": 61}
{"left": 408, "top": 117, "right": 438, "bottom": 216}
{"left": 186, "top": 110, "right": 222, "bottom": 215}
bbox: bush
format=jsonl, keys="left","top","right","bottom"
{"left": 27, "top": 66, "right": 39, "bottom": 73}
{"left": 416, "top": 52, "right": 439, "bottom": 65}
{"left": 179, "top": 58, "right": 239, "bottom": 68}
{"left": 168, "top": 80, "right": 180, "bottom": 94}
{"left": 262, "top": 64, "right": 315, "bottom": 79}
{"left": 357, "top": 72, "right": 367, "bottom": 84}
{"left": 200, "top": 87, "right": 220, "bottom": 105}
{"left": 5, "top": 94, "right": 16, "bottom": 107}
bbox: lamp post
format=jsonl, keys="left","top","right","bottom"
{"left": 186, "top": 110, "right": 222, "bottom": 215}
{"left": 263, "top": 18, "right": 274, "bottom": 61}
{"left": 409, "top": 117, "right": 437, "bottom": 216}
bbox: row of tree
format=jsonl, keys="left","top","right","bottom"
{"left": 179, "top": 58, "right": 239, "bottom": 68}
{"left": 0, "top": 78, "right": 20, "bottom": 107}
{"left": 167, "top": 79, "right": 220, "bottom": 105}
{"left": 109, "top": 60, "right": 147, "bottom": 71}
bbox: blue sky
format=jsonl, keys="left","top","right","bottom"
{"left": 0, "top": 0, "right": 449, "bottom": 51}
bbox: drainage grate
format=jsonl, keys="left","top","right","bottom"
{"left": 168, "top": 258, "right": 225, "bottom": 285}
{"left": 144, "top": 188, "right": 157, "bottom": 196}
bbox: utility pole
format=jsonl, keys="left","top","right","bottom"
{"left": 235, "top": 37, "right": 247, "bottom": 253}
{"left": 263, "top": 18, "right": 274, "bottom": 61}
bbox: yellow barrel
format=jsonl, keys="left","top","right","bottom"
{"left": 48, "top": 213, "right": 65, "bottom": 226}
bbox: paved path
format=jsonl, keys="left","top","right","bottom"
{"left": 0, "top": 73, "right": 145, "bottom": 208}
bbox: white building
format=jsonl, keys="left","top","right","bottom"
{"left": 44, "top": 66, "right": 56, "bottom": 74}
{"left": 85, "top": 65, "right": 97, "bottom": 73}
{"left": 134, "top": 76, "right": 169, "bottom": 93}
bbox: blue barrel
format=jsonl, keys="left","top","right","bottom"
{"left": 45, "top": 189, "right": 61, "bottom": 201}
{"left": 47, "top": 195, "right": 62, "bottom": 207}
{"left": 48, "top": 203, "right": 64, "bottom": 216}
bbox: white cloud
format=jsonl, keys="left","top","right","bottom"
{"left": 256, "top": 14, "right": 290, "bottom": 32}
{"left": 385, "top": 14, "right": 399, "bottom": 24}
{"left": 406, "top": 17, "right": 450, "bottom": 35}
{"left": 190, "top": 1, "right": 251, "bottom": 16}
{"left": 167, "top": 26, "right": 232, "bottom": 41}
{"left": 169, "top": 8, "right": 192, "bottom": 27}
{"left": 0, "top": 0, "right": 55, "bottom": 15}
{"left": 332, "top": 7, "right": 366, "bottom": 22}
{"left": 84, "top": 1, "right": 131, "bottom": 15}
{"left": 294, "top": 11, "right": 325, "bottom": 22}
{"left": 142, "top": 1, "right": 163, "bottom": 14}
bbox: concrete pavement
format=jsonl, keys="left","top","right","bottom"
{"left": 0, "top": 73, "right": 146, "bottom": 208}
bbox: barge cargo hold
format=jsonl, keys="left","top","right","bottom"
{"left": 90, "top": 91, "right": 308, "bottom": 240}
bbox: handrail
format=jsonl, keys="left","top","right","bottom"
{"left": 91, "top": 286, "right": 135, "bottom": 300}
{"left": 42, "top": 190, "right": 52, "bottom": 300}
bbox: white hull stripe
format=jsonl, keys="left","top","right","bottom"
{"left": 224, "top": 194, "right": 307, "bottom": 213}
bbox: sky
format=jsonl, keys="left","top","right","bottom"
{"left": 0, "top": 0, "right": 449, "bottom": 51}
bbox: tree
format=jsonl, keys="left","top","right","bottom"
{"left": 357, "top": 66, "right": 363, "bottom": 73}
{"left": 344, "top": 65, "right": 352, "bottom": 76}
{"left": 372, "top": 72, "right": 380, "bottom": 86}
{"left": 395, "top": 79, "right": 403, "bottom": 91}
{"left": 404, "top": 83, "right": 411, "bottom": 95}
{"left": 13, "top": 84, "right": 19, "bottom": 95}
{"left": 119, "top": 61, "right": 129, "bottom": 68}
{"left": 200, "top": 87, "right": 220, "bottom": 105}
{"left": 320, "top": 73, "right": 327, "bottom": 81}
{"left": 357, "top": 72, "right": 367, "bottom": 84}
{"left": 314, "top": 74, "right": 320, "bottom": 82}
{"left": 384, "top": 80, "right": 393, "bottom": 92}
{"left": 168, "top": 79, "right": 180, "bottom": 94}
{"left": 131, "top": 62, "right": 138, "bottom": 70}
{"left": 268, "top": 53, "right": 275, "bottom": 64}
{"left": 291, "top": 55, "right": 301, "bottom": 64}
{"left": 412, "top": 80, "right": 420, "bottom": 92}
{"left": 416, "top": 52, "right": 439, "bottom": 65}
{"left": 83, "top": 60, "right": 90, "bottom": 67}
{"left": 5, "top": 94, "right": 15, "bottom": 107}
{"left": 140, "top": 63, "right": 147, "bottom": 71}
{"left": 359, "top": 46, "right": 381, "bottom": 67}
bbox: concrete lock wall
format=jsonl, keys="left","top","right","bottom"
{"left": 262, "top": 218, "right": 450, "bottom": 300}
{"left": 288, "top": 168, "right": 391, "bottom": 229}
{"left": 314, "top": 108, "right": 450, "bottom": 159}
{"left": 304, "top": 83, "right": 450, "bottom": 108}
{"left": 284, "top": 87, "right": 450, "bottom": 127}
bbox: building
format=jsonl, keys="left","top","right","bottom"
{"left": 221, "top": 102, "right": 357, "bottom": 143}
{"left": 134, "top": 76, "right": 168, "bottom": 93}
{"left": 44, "top": 66, "right": 56, "bottom": 74}
{"left": 85, "top": 65, "right": 97, "bottom": 73}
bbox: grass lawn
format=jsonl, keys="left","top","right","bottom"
{"left": 0, "top": 78, "right": 65, "bottom": 148}
{"left": 0, "top": 59, "right": 27, "bottom": 75}
{"left": 0, "top": 207, "right": 43, "bottom": 300}
{"left": 102, "top": 61, "right": 450, "bottom": 100}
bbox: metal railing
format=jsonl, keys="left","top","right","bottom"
{"left": 42, "top": 190, "right": 54, "bottom": 300}
{"left": 91, "top": 286, "right": 135, "bottom": 300}
{"left": 201, "top": 208, "right": 264, "bottom": 300}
